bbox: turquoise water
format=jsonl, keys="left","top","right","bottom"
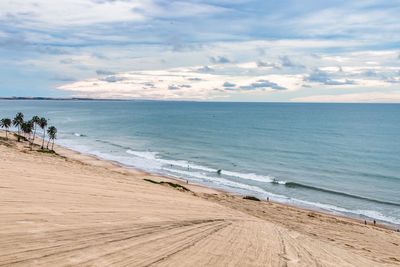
{"left": 1, "top": 100, "right": 399, "bottom": 226}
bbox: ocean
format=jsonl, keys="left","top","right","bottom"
{"left": 1, "top": 100, "right": 399, "bottom": 226}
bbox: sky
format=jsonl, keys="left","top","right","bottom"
{"left": 0, "top": 0, "right": 399, "bottom": 102}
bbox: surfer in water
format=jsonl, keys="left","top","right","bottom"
{"left": 217, "top": 169, "right": 222, "bottom": 175}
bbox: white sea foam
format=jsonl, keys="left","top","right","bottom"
{"left": 162, "top": 167, "right": 288, "bottom": 200}
{"left": 57, "top": 140, "right": 400, "bottom": 226}
{"left": 126, "top": 149, "right": 281, "bottom": 183}
{"left": 291, "top": 199, "right": 400, "bottom": 225}
{"left": 353, "top": 209, "right": 400, "bottom": 225}
{"left": 273, "top": 179, "right": 287, "bottom": 185}
{"left": 126, "top": 150, "right": 216, "bottom": 172}
{"left": 126, "top": 149, "right": 158, "bottom": 160}
{"left": 222, "top": 170, "right": 275, "bottom": 183}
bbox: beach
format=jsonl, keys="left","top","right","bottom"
{"left": 1, "top": 131, "right": 400, "bottom": 266}
{"left": 2, "top": 101, "right": 400, "bottom": 226}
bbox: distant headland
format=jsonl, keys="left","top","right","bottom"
{"left": 0, "top": 97, "right": 124, "bottom": 101}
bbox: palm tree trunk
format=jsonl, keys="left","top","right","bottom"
{"left": 47, "top": 138, "right": 50, "bottom": 149}
{"left": 32, "top": 126, "right": 36, "bottom": 142}
{"left": 17, "top": 126, "right": 21, "bottom": 142}
{"left": 41, "top": 131, "right": 45, "bottom": 149}
{"left": 51, "top": 139, "right": 55, "bottom": 151}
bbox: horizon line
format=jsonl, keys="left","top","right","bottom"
{"left": 1, "top": 96, "right": 400, "bottom": 104}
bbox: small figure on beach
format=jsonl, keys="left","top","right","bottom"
{"left": 373, "top": 220, "right": 376, "bottom": 226}
{"left": 186, "top": 180, "right": 188, "bottom": 184}
{"left": 364, "top": 220, "right": 367, "bottom": 225}
{"left": 267, "top": 197, "right": 270, "bottom": 202}
{"left": 217, "top": 169, "right": 222, "bottom": 175}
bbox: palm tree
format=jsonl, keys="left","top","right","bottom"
{"left": 21, "top": 121, "right": 33, "bottom": 149}
{"left": 47, "top": 126, "right": 57, "bottom": 151}
{"left": 38, "top": 117, "right": 48, "bottom": 149}
{"left": 0, "top": 118, "right": 12, "bottom": 139}
{"left": 13, "top": 112, "right": 24, "bottom": 141}
{"left": 27, "top": 120, "right": 34, "bottom": 139}
{"left": 31, "top": 115, "right": 40, "bottom": 143}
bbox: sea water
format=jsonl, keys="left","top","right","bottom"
{"left": 1, "top": 100, "right": 399, "bottom": 226}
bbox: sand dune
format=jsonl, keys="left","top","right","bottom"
{"left": 0, "top": 133, "right": 399, "bottom": 266}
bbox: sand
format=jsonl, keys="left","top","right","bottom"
{"left": 0, "top": 132, "right": 399, "bottom": 266}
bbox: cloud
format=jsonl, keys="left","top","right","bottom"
{"left": 168, "top": 84, "right": 180, "bottom": 90}
{"left": 168, "top": 84, "right": 192, "bottom": 90}
{"left": 188, "top": 77, "right": 203, "bottom": 81}
{"left": 385, "top": 77, "right": 400, "bottom": 84}
{"left": 210, "top": 56, "right": 231, "bottom": 64}
{"left": 240, "top": 79, "right": 287, "bottom": 90}
{"left": 305, "top": 69, "right": 356, "bottom": 85}
{"left": 2, "top": 1, "right": 400, "bottom": 102}
{"left": 197, "top": 65, "right": 214, "bottom": 73}
{"left": 280, "top": 56, "right": 305, "bottom": 69}
{"left": 143, "top": 82, "right": 155, "bottom": 88}
{"left": 58, "top": 67, "right": 300, "bottom": 100}
{"left": 96, "top": 69, "right": 116, "bottom": 76}
{"left": 223, "top": 82, "right": 236, "bottom": 87}
{"left": 0, "top": 0, "right": 147, "bottom": 28}
{"left": 101, "top": 75, "right": 125, "bottom": 82}
{"left": 35, "top": 46, "right": 71, "bottom": 55}
{"left": 257, "top": 60, "right": 279, "bottom": 69}
{"left": 164, "top": 36, "right": 204, "bottom": 52}
{"left": 133, "top": 1, "right": 229, "bottom": 19}
{"left": 52, "top": 75, "right": 76, "bottom": 82}
{"left": 59, "top": 58, "right": 79, "bottom": 65}
{"left": 292, "top": 92, "right": 400, "bottom": 103}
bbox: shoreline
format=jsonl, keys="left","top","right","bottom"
{"left": 1, "top": 130, "right": 400, "bottom": 265}
{"left": 2, "top": 129, "right": 399, "bottom": 230}
{"left": 56, "top": 136, "right": 399, "bottom": 230}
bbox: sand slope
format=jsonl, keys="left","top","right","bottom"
{"left": 0, "top": 134, "right": 399, "bottom": 266}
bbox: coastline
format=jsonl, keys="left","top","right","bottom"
{"left": 2, "top": 129, "right": 399, "bottom": 229}
{"left": 55, "top": 135, "right": 400, "bottom": 230}
{"left": 1, "top": 130, "right": 400, "bottom": 266}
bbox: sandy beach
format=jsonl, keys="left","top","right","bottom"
{"left": 1, "top": 131, "right": 399, "bottom": 266}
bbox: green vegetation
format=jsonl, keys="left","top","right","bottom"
{"left": 12, "top": 112, "right": 24, "bottom": 141}
{"left": 143, "top": 178, "right": 190, "bottom": 192}
{"left": 0, "top": 118, "right": 11, "bottom": 139}
{"left": 143, "top": 178, "right": 160, "bottom": 184}
{"left": 37, "top": 149, "right": 57, "bottom": 154}
{"left": 13, "top": 133, "right": 28, "bottom": 142}
{"left": 38, "top": 117, "right": 48, "bottom": 149}
{"left": 243, "top": 196, "right": 260, "bottom": 201}
{"left": 1, "top": 112, "right": 58, "bottom": 153}
{"left": 31, "top": 115, "right": 40, "bottom": 143}
{"left": 47, "top": 126, "right": 57, "bottom": 151}
{"left": 162, "top": 181, "right": 190, "bottom": 191}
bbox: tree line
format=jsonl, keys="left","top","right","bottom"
{"left": 0, "top": 112, "right": 57, "bottom": 151}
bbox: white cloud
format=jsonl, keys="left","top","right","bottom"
{"left": 51, "top": 38, "right": 400, "bottom": 101}
{"left": 291, "top": 92, "right": 400, "bottom": 103}
{"left": 58, "top": 67, "right": 302, "bottom": 99}
{"left": 0, "top": 0, "right": 148, "bottom": 27}
{"left": 0, "top": 0, "right": 228, "bottom": 29}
